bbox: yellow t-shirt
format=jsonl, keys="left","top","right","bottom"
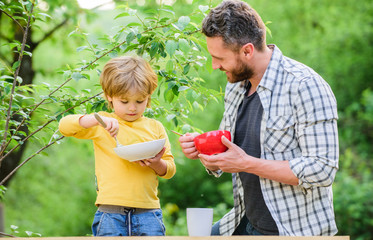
{"left": 59, "top": 111, "right": 176, "bottom": 209}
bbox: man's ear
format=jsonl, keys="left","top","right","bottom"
{"left": 241, "top": 43, "right": 254, "bottom": 58}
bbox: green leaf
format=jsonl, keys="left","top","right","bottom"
{"left": 23, "top": 51, "right": 32, "bottom": 57}
{"left": 178, "top": 86, "right": 190, "bottom": 92}
{"left": 179, "top": 39, "right": 190, "bottom": 54}
{"left": 181, "top": 124, "right": 192, "bottom": 133}
{"left": 114, "top": 12, "right": 129, "bottom": 19}
{"left": 149, "top": 42, "right": 159, "bottom": 58}
{"left": 16, "top": 76, "right": 23, "bottom": 84}
{"left": 0, "top": 75, "right": 14, "bottom": 80}
{"left": 126, "top": 32, "right": 136, "bottom": 44}
{"left": 167, "top": 81, "right": 176, "bottom": 91}
{"left": 144, "top": 9, "right": 157, "bottom": 15}
{"left": 76, "top": 46, "right": 88, "bottom": 52}
{"left": 71, "top": 72, "right": 87, "bottom": 81}
{"left": 108, "top": 50, "right": 118, "bottom": 58}
{"left": 12, "top": 61, "right": 20, "bottom": 70}
{"left": 174, "top": 16, "right": 190, "bottom": 30}
{"left": 159, "top": 8, "right": 175, "bottom": 16}
{"left": 199, "top": 5, "right": 209, "bottom": 13}
{"left": 193, "top": 101, "right": 203, "bottom": 111}
{"left": 164, "top": 90, "right": 174, "bottom": 103}
{"left": 127, "top": 22, "right": 142, "bottom": 27}
{"left": 166, "top": 60, "right": 174, "bottom": 72}
{"left": 0, "top": 185, "right": 7, "bottom": 201}
{"left": 206, "top": 55, "right": 213, "bottom": 73}
{"left": 67, "top": 29, "right": 77, "bottom": 38}
{"left": 165, "top": 40, "right": 177, "bottom": 56}
{"left": 37, "top": 13, "right": 52, "bottom": 19}
{"left": 183, "top": 64, "right": 191, "bottom": 74}
{"left": 166, "top": 114, "right": 176, "bottom": 122}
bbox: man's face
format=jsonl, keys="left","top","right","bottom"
{"left": 206, "top": 37, "right": 253, "bottom": 83}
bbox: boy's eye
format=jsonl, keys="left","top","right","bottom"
{"left": 121, "top": 101, "right": 128, "bottom": 104}
{"left": 137, "top": 100, "right": 144, "bottom": 103}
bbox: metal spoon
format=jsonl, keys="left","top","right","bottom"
{"left": 94, "top": 113, "right": 123, "bottom": 148}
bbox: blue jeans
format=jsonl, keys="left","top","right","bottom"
{"left": 92, "top": 209, "right": 166, "bottom": 236}
{"left": 211, "top": 216, "right": 264, "bottom": 236}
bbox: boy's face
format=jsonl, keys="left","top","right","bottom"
{"left": 108, "top": 91, "right": 149, "bottom": 122}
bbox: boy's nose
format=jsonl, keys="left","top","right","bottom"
{"left": 129, "top": 104, "right": 136, "bottom": 111}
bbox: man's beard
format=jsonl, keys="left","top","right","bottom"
{"left": 226, "top": 59, "right": 254, "bottom": 83}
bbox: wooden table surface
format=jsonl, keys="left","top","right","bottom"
{"left": 14, "top": 236, "right": 349, "bottom": 240}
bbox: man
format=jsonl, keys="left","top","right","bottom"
{"left": 178, "top": 0, "right": 339, "bottom": 236}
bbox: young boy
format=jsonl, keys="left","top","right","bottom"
{"left": 59, "top": 56, "right": 176, "bottom": 236}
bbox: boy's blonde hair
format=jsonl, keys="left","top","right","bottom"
{"left": 100, "top": 56, "right": 158, "bottom": 108}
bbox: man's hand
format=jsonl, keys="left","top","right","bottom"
{"left": 198, "top": 135, "right": 251, "bottom": 173}
{"left": 178, "top": 132, "right": 200, "bottom": 159}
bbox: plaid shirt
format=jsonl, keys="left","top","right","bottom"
{"left": 217, "top": 45, "right": 339, "bottom": 236}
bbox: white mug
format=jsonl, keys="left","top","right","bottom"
{"left": 186, "top": 208, "right": 213, "bottom": 236}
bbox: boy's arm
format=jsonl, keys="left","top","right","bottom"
{"left": 79, "top": 114, "right": 99, "bottom": 129}
{"left": 59, "top": 113, "right": 119, "bottom": 138}
{"left": 59, "top": 114, "right": 87, "bottom": 138}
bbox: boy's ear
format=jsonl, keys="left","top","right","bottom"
{"left": 147, "top": 96, "right": 151, "bottom": 108}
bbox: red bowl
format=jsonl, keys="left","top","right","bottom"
{"left": 193, "top": 130, "right": 231, "bottom": 155}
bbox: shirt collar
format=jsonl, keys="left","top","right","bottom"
{"left": 258, "top": 44, "right": 283, "bottom": 93}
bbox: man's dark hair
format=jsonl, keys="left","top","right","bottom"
{"left": 202, "top": 0, "right": 266, "bottom": 52}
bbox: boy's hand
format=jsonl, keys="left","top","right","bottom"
{"left": 97, "top": 116, "right": 119, "bottom": 137}
{"left": 136, "top": 147, "right": 167, "bottom": 176}
{"left": 79, "top": 114, "right": 119, "bottom": 137}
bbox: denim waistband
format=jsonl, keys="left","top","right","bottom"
{"left": 98, "top": 205, "right": 155, "bottom": 214}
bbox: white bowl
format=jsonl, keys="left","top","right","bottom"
{"left": 114, "top": 138, "right": 166, "bottom": 161}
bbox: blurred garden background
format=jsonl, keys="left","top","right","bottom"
{"left": 0, "top": 0, "right": 372, "bottom": 239}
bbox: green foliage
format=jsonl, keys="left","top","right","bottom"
{"left": 1, "top": 0, "right": 373, "bottom": 239}
{"left": 334, "top": 149, "right": 373, "bottom": 240}
{"left": 0, "top": 185, "right": 6, "bottom": 201}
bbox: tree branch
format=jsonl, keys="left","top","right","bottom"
{"left": 0, "top": 9, "right": 24, "bottom": 34}
{"left": 0, "top": 135, "right": 65, "bottom": 186}
{"left": 0, "top": 3, "right": 34, "bottom": 167}
{"left": 0, "top": 91, "right": 103, "bottom": 185}
{"left": 0, "top": 92, "right": 102, "bottom": 162}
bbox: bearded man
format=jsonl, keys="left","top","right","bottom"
{"left": 179, "top": 0, "right": 339, "bottom": 236}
